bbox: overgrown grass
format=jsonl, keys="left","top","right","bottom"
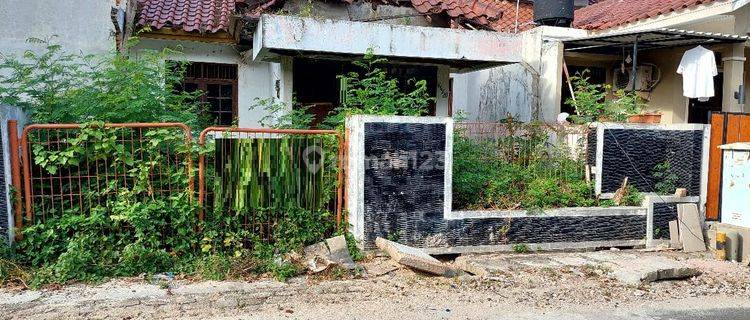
{"left": 452, "top": 123, "right": 642, "bottom": 210}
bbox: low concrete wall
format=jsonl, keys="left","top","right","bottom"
{"left": 708, "top": 223, "right": 750, "bottom": 263}
{"left": 645, "top": 195, "right": 701, "bottom": 247}
{"left": 346, "top": 115, "right": 654, "bottom": 253}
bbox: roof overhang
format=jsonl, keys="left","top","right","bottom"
{"left": 251, "top": 14, "right": 522, "bottom": 72}
{"left": 563, "top": 28, "right": 749, "bottom": 54}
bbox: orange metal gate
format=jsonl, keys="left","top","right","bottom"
{"left": 12, "top": 123, "right": 193, "bottom": 229}
{"left": 7, "top": 122, "right": 346, "bottom": 242}
{"left": 706, "top": 112, "right": 750, "bottom": 221}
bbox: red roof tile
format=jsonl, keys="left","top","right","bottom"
{"left": 137, "top": 0, "right": 235, "bottom": 33}
{"left": 137, "top": 0, "right": 524, "bottom": 34}
{"left": 574, "top": 0, "right": 722, "bottom": 30}
{"left": 411, "top": 0, "right": 505, "bottom": 28}
{"left": 490, "top": 0, "right": 533, "bottom": 33}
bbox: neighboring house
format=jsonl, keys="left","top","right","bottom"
{"left": 121, "top": 0, "right": 526, "bottom": 127}
{"left": 0, "top": 0, "right": 116, "bottom": 57}
{"left": 560, "top": 0, "right": 750, "bottom": 124}
{"left": 456, "top": 0, "right": 750, "bottom": 125}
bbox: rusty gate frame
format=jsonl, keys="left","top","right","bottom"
{"left": 15, "top": 123, "right": 193, "bottom": 227}
{"left": 197, "top": 127, "right": 346, "bottom": 229}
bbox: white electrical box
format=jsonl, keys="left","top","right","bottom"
{"left": 720, "top": 143, "right": 750, "bottom": 228}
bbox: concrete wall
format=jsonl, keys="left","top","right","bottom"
{"left": 0, "top": 0, "right": 115, "bottom": 57}
{"left": 638, "top": 48, "right": 689, "bottom": 124}
{"left": 347, "top": 115, "right": 651, "bottom": 253}
{"left": 521, "top": 27, "right": 588, "bottom": 123}
{"left": 132, "top": 39, "right": 285, "bottom": 128}
{"left": 451, "top": 63, "right": 539, "bottom": 122}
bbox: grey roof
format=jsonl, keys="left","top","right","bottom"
{"left": 563, "top": 28, "right": 750, "bottom": 54}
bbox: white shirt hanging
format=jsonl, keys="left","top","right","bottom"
{"left": 677, "top": 46, "right": 718, "bottom": 99}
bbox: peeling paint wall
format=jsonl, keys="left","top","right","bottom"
{"left": 452, "top": 63, "right": 539, "bottom": 122}
{"left": 0, "top": 106, "right": 25, "bottom": 242}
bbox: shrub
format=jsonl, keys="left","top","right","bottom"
{"left": 323, "top": 49, "right": 433, "bottom": 129}
{"left": 653, "top": 160, "right": 680, "bottom": 194}
{"left": 452, "top": 123, "right": 638, "bottom": 210}
{"left": 566, "top": 70, "right": 644, "bottom": 124}
{"left": 0, "top": 37, "right": 206, "bottom": 128}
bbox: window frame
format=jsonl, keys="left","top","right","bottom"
{"left": 181, "top": 62, "right": 239, "bottom": 126}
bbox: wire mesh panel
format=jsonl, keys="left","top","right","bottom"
{"left": 198, "top": 128, "right": 344, "bottom": 243}
{"left": 455, "top": 121, "right": 589, "bottom": 168}
{"left": 20, "top": 123, "right": 193, "bottom": 226}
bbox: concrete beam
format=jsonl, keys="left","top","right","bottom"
{"left": 423, "top": 240, "right": 646, "bottom": 255}
{"left": 253, "top": 15, "right": 522, "bottom": 70}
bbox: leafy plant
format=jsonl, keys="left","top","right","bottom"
{"left": 252, "top": 97, "right": 315, "bottom": 129}
{"left": 323, "top": 49, "right": 433, "bottom": 129}
{"left": 0, "top": 37, "right": 206, "bottom": 128}
{"left": 653, "top": 160, "right": 679, "bottom": 194}
{"left": 620, "top": 185, "right": 645, "bottom": 206}
{"left": 566, "top": 71, "right": 644, "bottom": 124}
{"left": 453, "top": 123, "right": 596, "bottom": 210}
{"left": 452, "top": 122, "right": 642, "bottom": 210}
{"left": 512, "top": 244, "right": 529, "bottom": 253}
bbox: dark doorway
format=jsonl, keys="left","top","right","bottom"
{"left": 688, "top": 73, "right": 724, "bottom": 124}
{"left": 293, "top": 58, "right": 438, "bottom": 127}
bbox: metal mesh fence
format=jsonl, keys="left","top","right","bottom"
{"left": 454, "top": 121, "right": 589, "bottom": 177}
{"left": 20, "top": 123, "right": 193, "bottom": 226}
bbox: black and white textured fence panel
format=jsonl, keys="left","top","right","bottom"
{"left": 591, "top": 123, "right": 710, "bottom": 208}
{"left": 346, "top": 115, "right": 453, "bottom": 246}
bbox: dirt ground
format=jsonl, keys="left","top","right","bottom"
{"left": 1, "top": 250, "right": 750, "bottom": 320}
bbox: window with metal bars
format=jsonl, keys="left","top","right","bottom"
{"left": 177, "top": 62, "right": 238, "bottom": 126}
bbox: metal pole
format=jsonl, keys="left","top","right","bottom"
{"left": 7, "top": 120, "right": 22, "bottom": 239}
{"left": 631, "top": 36, "right": 640, "bottom": 109}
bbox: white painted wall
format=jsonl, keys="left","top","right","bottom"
{"left": 0, "top": 0, "right": 115, "bottom": 57}
{"left": 132, "top": 39, "right": 284, "bottom": 128}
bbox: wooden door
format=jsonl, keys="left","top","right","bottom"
{"left": 706, "top": 112, "right": 750, "bottom": 220}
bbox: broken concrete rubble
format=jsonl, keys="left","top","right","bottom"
{"left": 303, "top": 235, "right": 356, "bottom": 273}
{"left": 375, "top": 237, "right": 457, "bottom": 277}
{"left": 677, "top": 204, "right": 706, "bottom": 253}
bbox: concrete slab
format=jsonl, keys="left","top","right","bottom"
{"left": 712, "top": 223, "right": 750, "bottom": 263}
{"left": 375, "top": 237, "right": 455, "bottom": 276}
{"left": 678, "top": 204, "right": 706, "bottom": 253}
{"left": 669, "top": 220, "right": 682, "bottom": 249}
{"left": 303, "top": 242, "right": 332, "bottom": 273}
{"left": 458, "top": 251, "right": 700, "bottom": 285}
{"left": 304, "top": 236, "right": 356, "bottom": 272}
{"left": 253, "top": 14, "right": 522, "bottom": 69}
{"left": 608, "top": 256, "right": 699, "bottom": 285}
{"left": 326, "top": 235, "right": 356, "bottom": 269}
